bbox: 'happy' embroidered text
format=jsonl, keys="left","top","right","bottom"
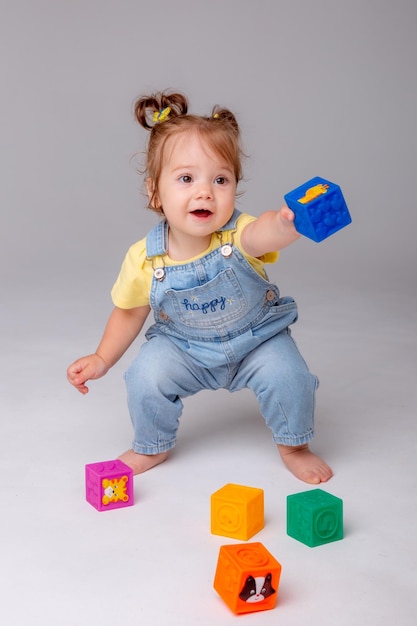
{"left": 182, "top": 296, "right": 227, "bottom": 314}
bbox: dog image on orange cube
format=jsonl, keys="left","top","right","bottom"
{"left": 213, "top": 542, "right": 282, "bottom": 614}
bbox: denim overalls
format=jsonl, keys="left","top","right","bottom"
{"left": 125, "top": 209, "right": 317, "bottom": 454}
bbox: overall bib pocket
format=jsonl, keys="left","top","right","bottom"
{"left": 165, "top": 268, "right": 247, "bottom": 328}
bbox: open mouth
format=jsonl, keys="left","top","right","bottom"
{"left": 191, "top": 209, "right": 212, "bottom": 218}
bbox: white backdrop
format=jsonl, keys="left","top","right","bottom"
{"left": 1, "top": 2, "right": 417, "bottom": 625}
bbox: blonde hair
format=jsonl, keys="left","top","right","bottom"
{"left": 134, "top": 90, "right": 244, "bottom": 213}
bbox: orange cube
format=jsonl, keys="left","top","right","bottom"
{"left": 211, "top": 483, "right": 264, "bottom": 540}
{"left": 213, "top": 542, "right": 282, "bottom": 614}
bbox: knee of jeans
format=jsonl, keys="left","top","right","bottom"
{"left": 125, "top": 346, "right": 182, "bottom": 395}
{"left": 295, "top": 369, "right": 318, "bottom": 393}
{"left": 125, "top": 355, "right": 159, "bottom": 391}
{"left": 265, "top": 367, "right": 317, "bottom": 396}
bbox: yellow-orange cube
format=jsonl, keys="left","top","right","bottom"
{"left": 211, "top": 483, "right": 264, "bottom": 540}
{"left": 213, "top": 542, "right": 282, "bottom": 614}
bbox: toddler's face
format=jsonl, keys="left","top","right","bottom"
{"left": 149, "top": 132, "right": 237, "bottom": 254}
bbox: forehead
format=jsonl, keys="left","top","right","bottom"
{"left": 163, "top": 130, "right": 232, "bottom": 169}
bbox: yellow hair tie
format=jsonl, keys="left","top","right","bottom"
{"left": 153, "top": 107, "right": 171, "bottom": 123}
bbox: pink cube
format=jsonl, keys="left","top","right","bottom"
{"left": 85, "top": 459, "right": 134, "bottom": 511}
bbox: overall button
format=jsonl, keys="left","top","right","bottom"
{"left": 154, "top": 267, "right": 166, "bottom": 281}
{"left": 221, "top": 244, "right": 233, "bottom": 258}
{"left": 159, "top": 310, "right": 169, "bottom": 321}
{"left": 266, "top": 290, "right": 276, "bottom": 301}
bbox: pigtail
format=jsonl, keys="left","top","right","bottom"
{"left": 211, "top": 106, "right": 240, "bottom": 135}
{"left": 134, "top": 91, "right": 189, "bottom": 129}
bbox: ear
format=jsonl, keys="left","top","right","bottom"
{"left": 146, "top": 177, "right": 154, "bottom": 199}
{"left": 147, "top": 178, "right": 159, "bottom": 208}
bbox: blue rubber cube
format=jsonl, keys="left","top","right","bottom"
{"left": 284, "top": 177, "right": 351, "bottom": 242}
{"left": 287, "top": 489, "right": 343, "bottom": 547}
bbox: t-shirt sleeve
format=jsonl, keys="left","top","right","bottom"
{"left": 111, "top": 239, "right": 152, "bottom": 308}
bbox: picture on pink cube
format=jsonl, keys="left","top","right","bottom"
{"left": 85, "top": 459, "right": 134, "bottom": 511}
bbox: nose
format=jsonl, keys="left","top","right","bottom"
{"left": 194, "top": 181, "right": 213, "bottom": 200}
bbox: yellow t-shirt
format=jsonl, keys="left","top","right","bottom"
{"left": 111, "top": 213, "right": 279, "bottom": 309}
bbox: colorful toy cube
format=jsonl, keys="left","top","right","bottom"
{"left": 211, "top": 483, "right": 264, "bottom": 541}
{"left": 85, "top": 459, "right": 134, "bottom": 511}
{"left": 284, "top": 176, "right": 351, "bottom": 242}
{"left": 214, "top": 542, "right": 282, "bottom": 614}
{"left": 287, "top": 488, "right": 343, "bottom": 547}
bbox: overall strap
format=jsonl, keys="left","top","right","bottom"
{"left": 146, "top": 219, "right": 169, "bottom": 259}
{"left": 217, "top": 208, "right": 241, "bottom": 232}
{"left": 216, "top": 208, "right": 241, "bottom": 250}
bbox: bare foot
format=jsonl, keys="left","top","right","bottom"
{"left": 118, "top": 449, "right": 169, "bottom": 475}
{"left": 277, "top": 444, "right": 333, "bottom": 484}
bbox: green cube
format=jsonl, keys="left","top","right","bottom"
{"left": 287, "top": 489, "right": 343, "bottom": 547}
